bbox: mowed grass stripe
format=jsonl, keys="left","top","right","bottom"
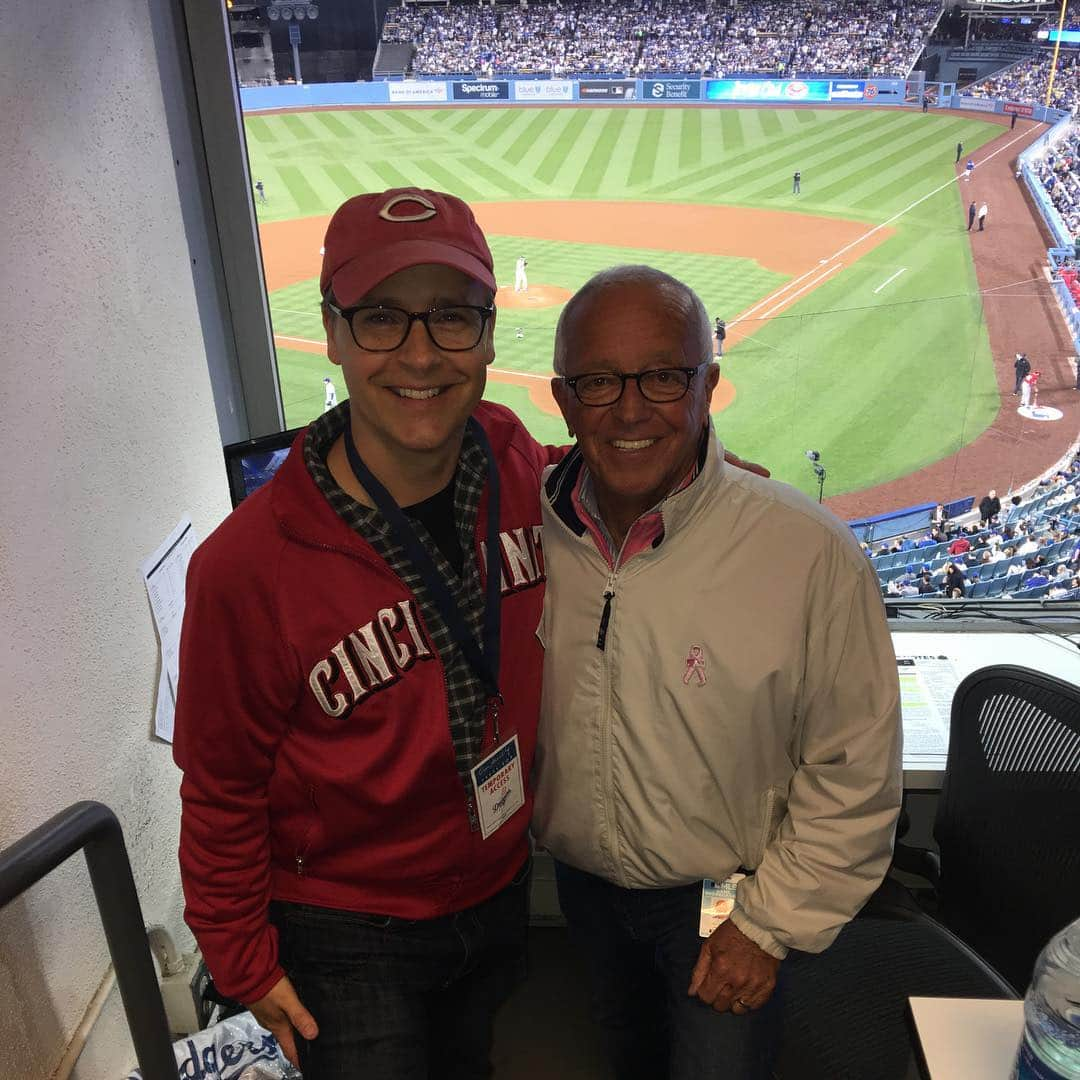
{"left": 281, "top": 114, "right": 322, "bottom": 141}
{"left": 474, "top": 108, "right": 526, "bottom": 151}
{"left": 246, "top": 116, "right": 279, "bottom": 143}
{"left": 794, "top": 109, "right": 819, "bottom": 126}
{"left": 627, "top": 111, "right": 666, "bottom": 186}
{"left": 572, "top": 109, "right": 630, "bottom": 195}
{"left": 390, "top": 111, "right": 430, "bottom": 134}
{"left": 534, "top": 109, "right": 592, "bottom": 185}
{"left": 460, "top": 155, "right": 537, "bottom": 198}
{"left": 368, "top": 159, "right": 418, "bottom": 190}
{"left": 451, "top": 107, "right": 488, "bottom": 133}
{"left": 757, "top": 109, "right": 784, "bottom": 139}
{"left": 351, "top": 110, "right": 397, "bottom": 137}
{"left": 810, "top": 118, "right": 972, "bottom": 203}
{"left": 276, "top": 165, "right": 322, "bottom": 215}
{"left": 325, "top": 162, "right": 377, "bottom": 199}
{"left": 413, "top": 158, "right": 485, "bottom": 202}
{"left": 503, "top": 108, "right": 561, "bottom": 167}
{"left": 694, "top": 111, "right": 895, "bottom": 199}
{"left": 719, "top": 111, "right": 931, "bottom": 198}
{"left": 310, "top": 111, "right": 355, "bottom": 140}
{"left": 649, "top": 109, "right": 875, "bottom": 197}
{"left": 679, "top": 108, "right": 702, "bottom": 170}
{"left": 720, "top": 108, "right": 746, "bottom": 152}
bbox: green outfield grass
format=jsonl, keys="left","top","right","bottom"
{"left": 246, "top": 106, "right": 1004, "bottom": 497}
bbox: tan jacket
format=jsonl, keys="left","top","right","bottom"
{"left": 533, "top": 433, "right": 902, "bottom": 958}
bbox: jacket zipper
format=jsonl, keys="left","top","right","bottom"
{"left": 596, "top": 569, "right": 618, "bottom": 650}
{"left": 295, "top": 785, "right": 318, "bottom": 876}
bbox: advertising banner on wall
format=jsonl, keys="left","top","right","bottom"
{"left": 1003, "top": 101, "right": 1035, "bottom": 117}
{"left": 513, "top": 79, "right": 574, "bottom": 101}
{"left": 829, "top": 79, "right": 866, "bottom": 100}
{"left": 452, "top": 81, "right": 510, "bottom": 101}
{"left": 954, "top": 94, "right": 999, "bottom": 113}
{"left": 642, "top": 79, "right": 702, "bottom": 101}
{"left": 868, "top": 78, "right": 905, "bottom": 100}
{"left": 388, "top": 80, "right": 449, "bottom": 103}
{"left": 579, "top": 80, "right": 638, "bottom": 99}
{"left": 705, "top": 79, "right": 831, "bottom": 103}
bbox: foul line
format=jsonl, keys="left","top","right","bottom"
{"left": 758, "top": 264, "right": 842, "bottom": 320}
{"left": 874, "top": 268, "right": 907, "bottom": 294}
{"left": 730, "top": 127, "right": 1034, "bottom": 327}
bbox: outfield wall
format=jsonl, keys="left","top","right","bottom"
{"left": 241, "top": 76, "right": 952, "bottom": 111}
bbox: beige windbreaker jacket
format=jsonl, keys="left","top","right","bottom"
{"left": 532, "top": 432, "right": 903, "bottom": 958}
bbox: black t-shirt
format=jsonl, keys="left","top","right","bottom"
{"left": 404, "top": 475, "right": 464, "bottom": 575}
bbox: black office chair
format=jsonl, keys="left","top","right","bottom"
{"left": 923, "top": 664, "right": 1080, "bottom": 992}
{"left": 775, "top": 909, "right": 1017, "bottom": 1080}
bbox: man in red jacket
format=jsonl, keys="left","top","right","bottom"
{"left": 174, "top": 189, "right": 557, "bottom": 1078}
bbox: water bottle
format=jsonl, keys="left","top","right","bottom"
{"left": 1014, "top": 916, "right": 1080, "bottom": 1079}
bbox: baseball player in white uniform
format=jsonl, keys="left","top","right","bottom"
{"left": 323, "top": 376, "right": 338, "bottom": 412}
{"left": 514, "top": 255, "right": 528, "bottom": 293}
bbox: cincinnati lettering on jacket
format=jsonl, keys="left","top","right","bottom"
{"left": 308, "top": 526, "right": 546, "bottom": 716}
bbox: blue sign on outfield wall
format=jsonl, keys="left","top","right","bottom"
{"left": 452, "top": 81, "right": 510, "bottom": 101}
{"left": 705, "top": 79, "right": 831, "bottom": 103}
{"left": 643, "top": 79, "right": 702, "bottom": 101}
{"left": 829, "top": 79, "right": 865, "bottom": 100}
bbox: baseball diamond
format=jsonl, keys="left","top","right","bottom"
{"left": 247, "top": 104, "right": 1079, "bottom": 518}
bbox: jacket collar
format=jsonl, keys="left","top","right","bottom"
{"left": 545, "top": 423, "right": 724, "bottom": 541}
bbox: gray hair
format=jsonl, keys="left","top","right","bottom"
{"left": 553, "top": 265, "right": 713, "bottom": 374}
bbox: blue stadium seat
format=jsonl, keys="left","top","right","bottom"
{"left": 969, "top": 579, "right": 992, "bottom": 599}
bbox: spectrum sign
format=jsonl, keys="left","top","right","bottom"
{"left": 705, "top": 79, "right": 831, "bottom": 103}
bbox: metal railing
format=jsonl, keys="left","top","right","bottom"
{"left": 0, "top": 801, "right": 178, "bottom": 1079}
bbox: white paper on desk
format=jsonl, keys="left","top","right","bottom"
{"left": 140, "top": 516, "right": 198, "bottom": 742}
{"left": 896, "top": 654, "right": 962, "bottom": 756}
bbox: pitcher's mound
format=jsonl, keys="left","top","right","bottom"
{"left": 497, "top": 284, "right": 572, "bottom": 309}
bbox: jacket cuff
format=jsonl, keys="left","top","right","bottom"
{"left": 233, "top": 964, "right": 287, "bottom": 1007}
{"left": 729, "top": 908, "right": 789, "bottom": 960}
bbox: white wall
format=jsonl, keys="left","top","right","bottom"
{"left": 0, "top": 2, "right": 233, "bottom": 1075}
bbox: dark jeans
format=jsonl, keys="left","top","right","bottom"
{"left": 555, "top": 861, "right": 783, "bottom": 1080}
{"left": 271, "top": 859, "right": 530, "bottom": 1080}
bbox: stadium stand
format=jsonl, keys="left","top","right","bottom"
{"left": 381, "top": 0, "right": 942, "bottom": 80}
{"left": 868, "top": 450, "right": 1080, "bottom": 600}
{"left": 1032, "top": 122, "right": 1080, "bottom": 242}
{"left": 965, "top": 0, "right": 1080, "bottom": 114}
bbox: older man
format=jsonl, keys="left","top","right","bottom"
{"left": 533, "top": 266, "right": 902, "bottom": 1079}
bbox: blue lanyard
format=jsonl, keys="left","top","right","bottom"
{"left": 343, "top": 417, "right": 503, "bottom": 710}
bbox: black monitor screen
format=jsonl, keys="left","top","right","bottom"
{"left": 223, "top": 427, "right": 303, "bottom": 508}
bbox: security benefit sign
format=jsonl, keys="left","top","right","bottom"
{"left": 579, "top": 79, "right": 638, "bottom": 100}
{"left": 452, "top": 80, "right": 510, "bottom": 101}
{"left": 643, "top": 79, "right": 702, "bottom": 101}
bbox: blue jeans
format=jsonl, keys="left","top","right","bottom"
{"left": 271, "top": 859, "right": 530, "bottom": 1079}
{"left": 555, "top": 860, "right": 782, "bottom": 1080}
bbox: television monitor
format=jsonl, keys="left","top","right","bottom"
{"left": 223, "top": 427, "right": 303, "bottom": 508}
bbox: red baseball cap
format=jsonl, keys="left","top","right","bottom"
{"left": 320, "top": 188, "right": 495, "bottom": 304}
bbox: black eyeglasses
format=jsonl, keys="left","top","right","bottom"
{"left": 325, "top": 300, "right": 494, "bottom": 352}
{"left": 558, "top": 363, "right": 707, "bottom": 407}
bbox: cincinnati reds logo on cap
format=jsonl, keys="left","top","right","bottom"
{"left": 379, "top": 193, "right": 437, "bottom": 223}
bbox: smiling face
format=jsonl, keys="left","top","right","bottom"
{"left": 324, "top": 262, "right": 494, "bottom": 489}
{"left": 552, "top": 278, "right": 719, "bottom": 540}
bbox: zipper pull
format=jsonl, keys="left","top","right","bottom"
{"left": 295, "top": 854, "right": 305, "bottom": 877}
{"left": 596, "top": 570, "right": 617, "bottom": 651}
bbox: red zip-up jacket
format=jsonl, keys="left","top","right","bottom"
{"left": 174, "top": 403, "right": 557, "bottom": 1003}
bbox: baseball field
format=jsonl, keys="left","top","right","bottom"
{"left": 245, "top": 105, "right": 1014, "bottom": 504}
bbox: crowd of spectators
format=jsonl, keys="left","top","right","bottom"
{"left": 868, "top": 453, "right": 1080, "bottom": 601}
{"left": 968, "top": 48, "right": 1080, "bottom": 114}
{"left": 1033, "top": 123, "right": 1080, "bottom": 241}
{"left": 382, "top": 0, "right": 941, "bottom": 79}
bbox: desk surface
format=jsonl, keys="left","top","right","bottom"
{"left": 909, "top": 997, "right": 1024, "bottom": 1079}
{"left": 893, "top": 629, "right": 1080, "bottom": 790}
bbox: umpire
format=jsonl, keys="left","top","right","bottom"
{"left": 1013, "top": 352, "right": 1031, "bottom": 395}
